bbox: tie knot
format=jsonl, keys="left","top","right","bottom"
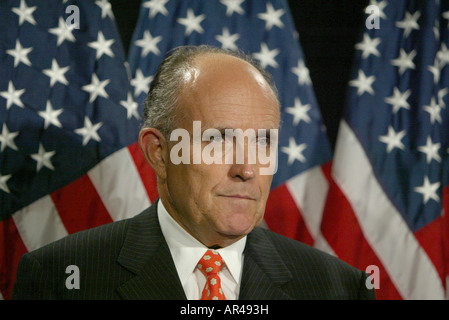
{"left": 197, "top": 249, "right": 224, "bottom": 276}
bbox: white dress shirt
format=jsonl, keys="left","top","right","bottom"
{"left": 157, "top": 201, "right": 246, "bottom": 300}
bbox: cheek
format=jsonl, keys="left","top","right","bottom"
{"left": 259, "top": 176, "right": 273, "bottom": 198}
{"left": 193, "top": 168, "right": 224, "bottom": 205}
{"left": 167, "top": 164, "right": 216, "bottom": 207}
{"left": 166, "top": 164, "right": 195, "bottom": 208}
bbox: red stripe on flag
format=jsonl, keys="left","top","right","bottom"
{"left": 50, "top": 174, "right": 113, "bottom": 234}
{"left": 443, "top": 184, "right": 449, "bottom": 293}
{"left": 0, "top": 216, "right": 28, "bottom": 300}
{"left": 127, "top": 142, "right": 159, "bottom": 203}
{"left": 414, "top": 215, "right": 448, "bottom": 289}
{"left": 320, "top": 162, "right": 402, "bottom": 300}
{"left": 264, "top": 184, "right": 314, "bottom": 246}
{"left": 413, "top": 185, "right": 449, "bottom": 294}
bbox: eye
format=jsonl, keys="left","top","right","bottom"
{"left": 210, "top": 134, "right": 223, "bottom": 143}
{"left": 256, "top": 137, "right": 270, "bottom": 147}
{"left": 206, "top": 133, "right": 227, "bottom": 144}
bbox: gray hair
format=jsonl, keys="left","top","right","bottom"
{"left": 142, "top": 45, "right": 279, "bottom": 137}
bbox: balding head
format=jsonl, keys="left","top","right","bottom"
{"left": 142, "top": 45, "right": 279, "bottom": 138}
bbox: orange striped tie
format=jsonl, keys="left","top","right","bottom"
{"left": 197, "top": 249, "right": 226, "bottom": 300}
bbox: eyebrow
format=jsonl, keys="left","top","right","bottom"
{"left": 203, "top": 126, "right": 278, "bottom": 133}
{"left": 201, "top": 127, "right": 277, "bottom": 140}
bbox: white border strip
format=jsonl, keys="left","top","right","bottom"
{"left": 12, "top": 195, "right": 68, "bottom": 252}
{"left": 333, "top": 120, "right": 444, "bottom": 299}
{"left": 286, "top": 167, "right": 336, "bottom": 256}
{"left": 88, "top": 147, "right": 151, "bottom": 222}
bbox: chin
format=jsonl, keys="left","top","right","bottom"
{"left": 219, "top": 211, "right": 260, "bottom": 236}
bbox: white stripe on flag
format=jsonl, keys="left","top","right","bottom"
{"left": 285, "top": 167, "right": 335, "bottom": 256}
{"left": 333, "top": 120, "right": 445, "bottom": 299}
{"left": 87, "top": 147, "right": 151, "bottom": 222}
{"left": 12, "top": 195, "right": 68, "bottom": 252}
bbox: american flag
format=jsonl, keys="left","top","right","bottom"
{"left": 0, "top": 0, "right": 148, "bottom": 299}
{"left": 322, "top": 0, "right": 449, "bottom": 299}
{"left": 0, "top": 0, "right": 333, "bottom": 299}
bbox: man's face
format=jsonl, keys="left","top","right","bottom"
{"left": 162, "top": 54, "right": 280, "bottom": 247}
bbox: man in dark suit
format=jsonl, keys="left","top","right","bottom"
{"left": 12, "top": 45, "right": 375, "bottom": 300}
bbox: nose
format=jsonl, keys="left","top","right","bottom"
{"left": 225, "top": 133, "right": 258, "bottom": 181}
{"left": 229, "top": 162, "right": 256, "bottom": 181}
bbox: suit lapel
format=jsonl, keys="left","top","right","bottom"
{"left": 116, "top": 201, "right": 186, "bottom": 300}
{"left": 239, "top": 228, "right": 293, "bottom": 300}
{"left": 114, "top": 201, "right": 294, "bottom": 300}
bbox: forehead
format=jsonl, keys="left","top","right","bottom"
{"left": 178, "top": 53, "right": 280, "bottom": 129}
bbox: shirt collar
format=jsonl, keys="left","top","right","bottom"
{"left": 157, "top": 200, "right": 246, "bottom": 287}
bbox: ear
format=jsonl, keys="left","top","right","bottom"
{"left": 138, "top": 128, "right": 168, "bottom": 180}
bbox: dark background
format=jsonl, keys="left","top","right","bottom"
{"left": 110, "top": 0, "right": 370, "bottom": 150}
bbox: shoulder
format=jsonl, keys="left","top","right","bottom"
{"left": 12, "top": 206, "right": 157, "bottom": 299}
{"left": 248, "top": 227, "right": 375, "bottom": 299}
{"left": 257, "top": 228, "right": 361, "bottom": 275}
{"left": 262, "top": 228, "right": 347, "bottom": 266}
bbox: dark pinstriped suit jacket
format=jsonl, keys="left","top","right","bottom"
{"left": 12, "top": 199, "right": 375, "bottom": 300}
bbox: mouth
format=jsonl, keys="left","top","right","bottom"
{"left": 220, "top": 194, "right": 255, "bottom": 200}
